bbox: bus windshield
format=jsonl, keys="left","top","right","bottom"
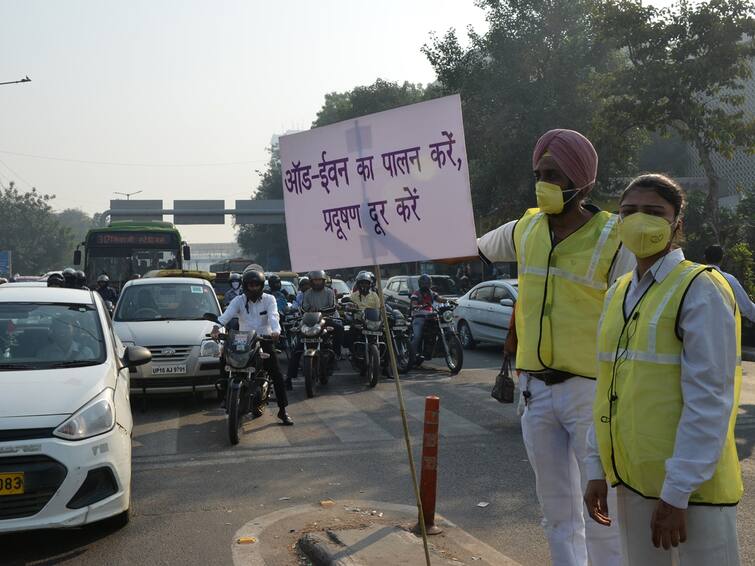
{"left": 86, "top": 248, "right": 179, "bottom": 283}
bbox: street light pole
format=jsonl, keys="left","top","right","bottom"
{"left": 113, "top": 190, "right": 143, "bottom": 200}
{"left": 0, "top": 76, "right": 31, "bottom": 87}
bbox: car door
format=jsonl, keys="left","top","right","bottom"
{"left": 466, "top": 285, "right": 494, "bottom": 342}
{"left": 489, "top": 284, "right": 515, "bottom": 345}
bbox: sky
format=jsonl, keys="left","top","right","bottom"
{"left": 0, "top": 0, "right": 675, "bottom": 244}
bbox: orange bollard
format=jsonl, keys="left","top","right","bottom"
{"left": 417, "top": 395, "right": 443, "bottom": 535}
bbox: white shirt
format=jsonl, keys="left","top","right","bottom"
{"left": 586, "top": 248, "right": 738, "bottom": 509}
{"left": 217, "top": 293, "right": 281, "bottom": 335}
{"left": 477, "top": 214, "right": 635, "bottom": 284}
{"left": 712, "top": 266, "right": 755, "bottom": 323}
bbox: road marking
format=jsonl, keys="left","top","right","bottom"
{"left": 131, "top": 407, "right": 181, "bottom": 456}
{"left": 375, "top": 387, "right": 491, "bottom": 437}
{"left": 302, "top": 394, "right": 394, "bottom": 443}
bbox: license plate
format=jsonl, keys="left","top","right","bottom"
{"left": 362, "top": 330, "right": 383, "bottom": 336}
{"left": 152, "top": 365, "right": 187, "bottom": 375}
{"left": 0, "top": 472, "right": 24, "bottom": 496}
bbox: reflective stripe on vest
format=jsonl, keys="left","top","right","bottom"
{"left": 513, "top": 208, "right": 621, "bottom": 377}
{"left": 594, "top": 261, "right": 743, "bottom": 505}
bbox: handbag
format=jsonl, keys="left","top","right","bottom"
{"left": 491, "top": 354, "right": 515, "bottom": 403}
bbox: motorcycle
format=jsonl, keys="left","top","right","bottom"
{"left": 298, "top": 307, "right": 339, "bottom": 398}
{"left": 280, "top": 307, "right": 301, "bottom": 362}
{"left": 386, "top": 306, "right": 412, "bottom": 376}
{"left": 410, "top": 303, "right": 464, "bottom": 375}
{"left": 203, "top": 314, "right": 272, "bottom": 445}
{"left": 345, "top": 304, "right": 383, "bottom": 387}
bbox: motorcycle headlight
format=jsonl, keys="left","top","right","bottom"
{"left": 54, "top": 389, "right": 115, "bottom": 441}
{"left": 302, "top": 325, "right": 320, "bottom": 337}
{"left": 442, "top": 310, "right": 454, "bottom": 323}
{"left": 365, "top": 320, "right": 383, "bottom": 331}
{"left": 200, "top": 339, "right": 221, "bottom": 358}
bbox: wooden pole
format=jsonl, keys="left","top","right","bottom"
{"left": 374, "top": 265, "right": 432, "bottom": 565}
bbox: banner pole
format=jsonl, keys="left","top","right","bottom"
{"left": 374, "top": 265, "right": 431, "bottom": 566}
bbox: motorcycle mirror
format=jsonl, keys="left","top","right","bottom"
{"left": 203, "top": 312, "right": 219, "bottom": 323}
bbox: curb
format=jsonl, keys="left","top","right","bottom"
{"left": 298, "top": 532, "right": 365, "bottom": 566}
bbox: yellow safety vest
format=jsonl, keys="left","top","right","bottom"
{"left": 513, "top": 208, "right": 621, "bottom": 378}
{"left": 594, "top": 261, "right": 743, "bottom": 505}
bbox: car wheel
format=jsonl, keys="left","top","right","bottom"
{"left": 458, "top": 321, "right": 476, "bottom": 350}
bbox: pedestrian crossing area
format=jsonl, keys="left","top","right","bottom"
{"left": 130, "top": 370, "right": 516, "bottom": 470}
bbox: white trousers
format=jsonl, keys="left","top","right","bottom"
{"left": 520, "top": 374, "right": 622, "bottom": 566}
{"left": 616, "top": 486, "right": 739, "bottom": 566}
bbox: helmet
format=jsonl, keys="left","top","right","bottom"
{"left": 418, "top": 274, "right": 431, "bottom": 290}
{"left": 356, "top": 272, "right": 372, "bottom": 283}
{"left": 62, "top": 268, "right": 76, "bottom": 287}
{"left": 75, "top": 270, "right": 87, "bottom": 285}
{"left": 298, "top": 276, "right": 310, "bottom": 290}
{"left": 229, "top": 272, "right": 241, "bottom": 283}
{"left": 242, "top": 269, "right": 265, "bottom": 289}
{"left": 129, "top": 273, "right": 141, "bottom": 280}
{"left": 268, "top": 274, "right": 282, "bottom": 291}
{"left": 0, "top": 277, "right": 8, "bottom": 285}
{"left": 308, "top": 270, "right": 326, "bottom": 291}
{"left": 97, "top": 274, "right": 109, "bottom": 285}
{"left": 47, "top": 273, "right": 65, "bottom": 287}
{"left": 356, "top": 272, "right": 372, "bottom": 293}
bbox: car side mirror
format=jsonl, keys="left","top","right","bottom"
{"left": 182, "top": 244, "right": 191, "bottom": 261}
{"left": 398, "top": 290, "right": 410, "bottom": 296}
{"left": 500, "top": 298, "right": 514, "bottom": 307}
{"left": 73, "top": 249, "right": 82, "bottom": 266}
{"left": 203, "top": 312, "right": 219, "bottom": 323}
{"left": 123, "top": 345, "right": 152, "bottom": 369}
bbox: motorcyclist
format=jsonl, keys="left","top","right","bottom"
{"left": 74, "top": 270, "right": 89, "bottom": 290}
{"left": 410, "top": 274, "right": 441, "bottom": 365}
{"left": 46, "top": 273, "right": 65, "bottom": 288}
{"left": 95, "top": 274, "right": 118, "bottom": 303}
{"left": 223, "top": 272, "right": 242, "bottom": 308}
{"left": 286, "top": 270, "right": 343, "bottom": 382}
{"left": 62, "top": 268, "right": 77, "bottom": 288}
{"left": 349, "top": 272, "right": 381, "bottom": 310}
{"left": 267, "top": 274, "right": 289, "bottom": 314}
{"left": 292, "top": 276, "right": 310, "bottom": 309}
{"left": 212, "top": 269, "right": 294, "bottom": 425}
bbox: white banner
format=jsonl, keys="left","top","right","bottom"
{"left": 279, "top": 94, "right": 477, "bottom": 272}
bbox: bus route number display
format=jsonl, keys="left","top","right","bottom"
{"left": 92, "top": 233, "right": 174, "bottom": 247}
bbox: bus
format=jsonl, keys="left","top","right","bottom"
{"left": 74, "top": 221, "right": 191, "bottom": 289}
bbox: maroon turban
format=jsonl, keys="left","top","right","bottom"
{"left": 532, "top": 129, "right": 598, "bottom": 188}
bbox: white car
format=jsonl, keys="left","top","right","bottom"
{"left": 112, "top": 277, "right": 223, "bottom": 394}
{"left": 0, "top": 285, "right": 151, "bottom": 532}
{"left": 453, "top": 279, "right": 518, "bottom": 348}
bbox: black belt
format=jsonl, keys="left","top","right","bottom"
{"left": 530, "top": 370, "right": 576, "bottom": 386}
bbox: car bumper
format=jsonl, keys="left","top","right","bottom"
{"left": 129, "top": 357, "right": 222, "bottom": 393}
{"left": 0, "top": 424, "right": 131, "bottom": 532}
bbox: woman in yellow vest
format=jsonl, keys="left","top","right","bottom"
{"left": 584, "top": 174, "right": 742, "bottom": 565}
{"left": 478, "top": 129, "right": 631, "bottom": 566}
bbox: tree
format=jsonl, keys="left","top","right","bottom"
{"left": 596, "top": 0, "right": 755, "bottom": 241}
{"left": 0, "top": 182, "right": 74, "bottom": 274}
{"left": 423, "top": 0, "right": 645, "bottom": 231}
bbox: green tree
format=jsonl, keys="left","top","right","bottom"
{"left": 0, "top": 182, "right": 74, "bottom": 274}
{"left": 423, "top": 0, "right": 644, "bottom": 232}
{"left": 56, "top": 208, "right": 95, "bottom": 261}
{"left": 596, "top": 0, "right": 755, "bottom": 242}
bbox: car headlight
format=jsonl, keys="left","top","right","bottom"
{"left": 442, "top": 310, "right": 454, "bottom": 323}
{"left": 200, "top": 339, "right": 221, "bottom": 358}
{"left": 54, "top": 389, "right": 115, "bottom": 441}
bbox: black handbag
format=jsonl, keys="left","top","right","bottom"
{"left": 491, "top": 354, "right": 515, "bottom": 403}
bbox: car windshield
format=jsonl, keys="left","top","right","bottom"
{"left": 86, "top": 248, "right": 179, "bottom": 283}
{"left": 331, "top": 280, "right": 351, "bottom": 295}
{"left": 114, "top": 283, "right": 220, "bottom": 321}
{"left": 0, "top": 302, "right": 106, "bottom": 370}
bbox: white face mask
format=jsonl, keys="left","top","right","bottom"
{"left": 231, "top": 281, "right": 240, "bottom": 290}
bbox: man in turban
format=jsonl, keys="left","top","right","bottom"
{"left": 478, "top": 129, "right": 632, "bottom": 566}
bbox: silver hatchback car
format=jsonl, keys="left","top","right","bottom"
{"left": 112, "top": 277, "right": 223, "bottom": 394}
{"left": 453, "top": 279, "right": 518, "bottom": 349}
